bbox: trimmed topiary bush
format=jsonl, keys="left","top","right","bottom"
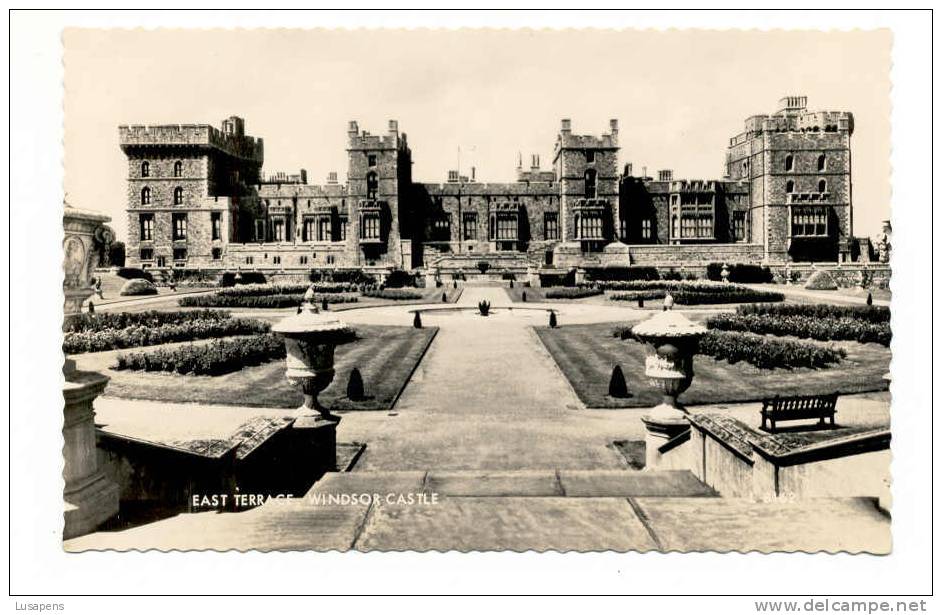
{"left": 608, "top": 365, "right": 629, "bottom": 398}
{"left": 549, "top": 311, "right": 558, "bottom": 328}
{"left": 697, "top": 330, "right": 846, "bottom": 369}
{"left": 119, "top": 278, "right": 158, "bottom": 296}
{"left": 413, "top": 312, "right": 422, "bottom": 329}
{"left": 346, "top": 367, "right": 365, "bottom": 401}
{"left": 442, "top": 292, "right": 447, "bottom": 303}
{"left": 478, "top": 300, "right": 491, "bottom": 316}
{"left": 521, "top": 291, "right": 527, "bottom": 302}
{"left": 804, "top": 270, "right": 839, "bottom": 291}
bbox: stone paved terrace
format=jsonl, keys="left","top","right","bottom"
{"left": 70, "top": 285, "right": 892, "bottom": 552}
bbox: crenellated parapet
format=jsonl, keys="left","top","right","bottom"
{"left": 119, "top": 120, "right": 264, "bottom": 162}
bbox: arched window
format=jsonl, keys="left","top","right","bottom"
{"left": 784, "top": 155, "right": 794, "bottom": 172}
{"left": 785, "top": 180, "right": 795, "bottom": 194}
{"left": 584, "top": 169, "right": 597, "bottom": 199}
{"left": 141, "top": 161, "right": 150, "bottom": 178}
{"left": 140, "top": 186, "right": 151, "bottom": 205}
{"left": 817, "top": 155, "right": 826, "bottom": 171}
{"left": 818, "top": 179, "right": 827, "bottom": 193}
{"left": 173, "top": 161, "right": 183, "bottom": 177}
{"left": 173, "top": 187, "right": 184, "bottom": 205}
{"left": 366, "top": 172, "right": 378, "bottom": 200}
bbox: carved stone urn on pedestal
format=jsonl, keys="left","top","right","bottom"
{"left": 272, "top": 289, "right": 356, "bottom": 428}
{"left": 62, "top": 205, "right": 119, "bottom": 539}
{"left": 631, "top": 306, "right": 707, "bottom": 468}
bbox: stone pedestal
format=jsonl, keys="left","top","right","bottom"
{"left": 641, "top": 415, "right": 690, "bottom": 470}
{"left": 291, "top": 416, "right": 340, "bottom": 473}
{"left": 62, "top": 205, "right": 119, "bottom": 538}
{"left": 63, "top": 368, "right": 119, "bottom": 539}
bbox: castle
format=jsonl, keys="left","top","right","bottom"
{"left": 121, "top": 96, "right": 860, "bottom": 279}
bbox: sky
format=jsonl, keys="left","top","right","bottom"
{"left": 63, "top": 28, "right": 892, "bottom": 242}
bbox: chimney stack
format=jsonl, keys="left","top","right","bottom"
{"left": 471, "top": 166, "right": 476, "bottom": 182}
{"left": 516, "top": 152, "right": 523, "bottom": 170}
{"left": 388, "top": 119, "right": 398, "bottom": 135}
{"left": 624, "top": 163, "right": 633, "bottom": 176}
{"left": 531, "top": 154, "right": 540, "bottom": 170}
{"left": 348, "top": 121, "right": 359, "bottom": 136}
{"left": 561, "top": 118, "right": 571, "bottom": 135}
{"left": 609, "top": 119, "right": 619, "bottom": 135}
{"left": 448, "top": 170, "right": 459, "bottom": 183}
{"left": 658, "top": 169, "right": 673, "bottom": 182}
{"left": 327, "top": 171, "right": 338, "bottom": 185}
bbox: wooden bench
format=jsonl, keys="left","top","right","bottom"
{"left": 760, "top": 393, "right": 839, "bottom": 433}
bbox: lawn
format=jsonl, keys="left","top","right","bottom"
{"left": 92, "top": 324, "right": 438, "bottom": 412}
{"left": 534, "top": 322, "right": 891, "bottom": 409}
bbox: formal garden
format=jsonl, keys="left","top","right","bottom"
{"left": 535, "top": 301, "right": 891, "bottom": 409}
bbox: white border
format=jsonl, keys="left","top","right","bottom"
{"left": 6, "top": 7, "right": 935, "bottom": 605}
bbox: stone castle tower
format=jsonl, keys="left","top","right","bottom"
{"left": 554, "top": 118, "right": 620, "bottom": 252}
{"left": 120, "top": 116, "right": 263, "bottom": 267}
{"left": 346, "top": 120, "right": 414, "bottom": 268}
{"left": 725, "top": 96, "right": 854, "bottom": 262}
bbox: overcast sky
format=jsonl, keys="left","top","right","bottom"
{"left": 64, "top": 28, "right": 891, "bottom": 241}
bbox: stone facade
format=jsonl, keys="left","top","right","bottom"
{"left": 122, "top": 97, "right": 859, "bottom": 274}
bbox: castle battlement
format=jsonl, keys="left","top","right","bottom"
{"left": 119, "top": 118, "right": 264, "bottom": 161}
{"left": 736, "top": 97, "right": 853, "bottom": 138}
{"left": 347, "top": 120, "right": 401, "bottom": 150}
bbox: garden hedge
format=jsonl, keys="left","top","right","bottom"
{"left": 707, "top": 312, "right": 891, "bottom": 346}
{"left": 705, "top": 263, "right": 774, "bottom": 283}
{"left": 543, "top": 287, "right": 603, "bottom": 300}
{"left": 362, "top": 288, "right": 424, "bottom": 300}
{"left": 64, "top": 317, "right": 270, "bottom": 354}
{"left": 119, "top": 279, "right": 158, "bottom": 296}
{"left": 113, "top": 333, "right": 285, "bottom": 376}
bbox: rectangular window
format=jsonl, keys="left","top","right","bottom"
{"left": 641, "top": 218, "right": 652, "bottom": 239}
{"left": 211, "top": 248, "right": 222, "bottom": 260}
{"left": 791, "top": 206, "right": 828, "bottom": 237}
{"left": 272, "top": 219, "right": 285, "bottom": 242}
{"left": 317, "top": 217, "right": 331, "bottom": 242}
{"left": 544, "top": 213, "right": 559, "bottom": 240}
{"left": 211, "top": 212, "right": 222, "bottom": 241}
{"left": 139, "top": 248, "right": 154, "bottom": 261}
{"left": 273, "top": 256, "right": 281, "bottom": 265}
{"left": 326, "top": 255, "right": 336, "bottom": 265}
{"left": 496, "top": 215, "right": 517, "bottom": 240}
{"left": 173, "top": 248, "right": 187, "bottom": 261}
{"left": 586, "top": 150, "right": 595, "bottom": 163}
{"left": 462, "top": 212, "right": 478, "bottom": 240}
{"left": 245, "top": 256, "right": 254, "bottom": 265}
{"left": 368, "top": 154, "right": 377, "bottom": 167}
{"left": 156, "top": 256, "right": 166, "bottom": 268}
{"left": 733, "top": 211, "right": 746, "bottom": 241}
{"left": 338, "top": 216, "right": 348, "bottom": 241}
{"left": 578, "top": 215, "right": 603, "bottom": 240}
{"left": 172, "top": 213, "right": 187, "bottom": 240}
{"left": 302, "top": 218, "right": 315, "bottom": 242}
{"left": 299, "top": 255, "right": 309, "bottom": 265}
{"left": 680, "top": 214, "right": 713, "bottom": 239}
{"left": 139, "top": 214, "right": 154, "bottom": 241}
{"left": 362, "top": 215, "right": 381, "bottom": 239}
{"left": 255, "top": 220, "right": 265, "bottom": 242}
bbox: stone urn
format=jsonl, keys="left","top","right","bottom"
{"left": 720, "top": 263, "right": 730, "bottom": 283}
{"left": 631, "top": 308, "right": 707, "bottom": 469}
{"left": 272, "top": 291, "right": 355, "bottom": 426}
{"left": 62, "top": 204, "right": 119, "bottom": 539}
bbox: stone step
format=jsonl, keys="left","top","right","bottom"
{"left": 307, "top": 469, "right": 718, "bottom": 498}
{"left": 65, "top": 492, "right": 889, "bottom": 553}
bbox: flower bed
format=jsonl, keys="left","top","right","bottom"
{"left": 707, "top": 312, "right": 891, "bottom": 347}
{"left": 362, "top": 288, "right": 424, "bottom": 300}
{"left": 543, "top": 287, "right": 603, "bottom": 300}
{"left": 697, "top": 331, "right": 845, "bottom": 369}
{"left": 65, "top": 309, "right": 231, "bottom": 334}
{"left": 611, "top": 325, "right": 844, "bottom": 369}
{"left": 605, "top": 281, "right": 783, "bottom": 304}
{"left": 178, "top": 289, "right": 359, "bottom": 308}
{"left": 113, "top": 333, "right": 285, "bottom": 376}
{"left": 736, "top": 303, "right": 890, "bottom": 324}
{"left": 64, "top": 317, "right": 270, "bottom": 354}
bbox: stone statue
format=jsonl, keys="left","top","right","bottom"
{"left": 876, "top": 220, "right": 892, "bottom": 264}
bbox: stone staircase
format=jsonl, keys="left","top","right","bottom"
{"left": 64, "top": 469, "right": 890, "bottom": 553}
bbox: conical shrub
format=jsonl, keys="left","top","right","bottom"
{"left": 413, "top": 312, "right": 422, "bottom": 328}
{"left": 522, "top": 291, "right": 527, "bottom": 302}
{"left": 321, "top": 298, "right": 329, "bottom": 311}
{"left": 347, "top": 368, "right": 365, "bottom": 401}
{"left": 608, "top": 365, "right": 629, "bottom": 398}
{"left": 866, "top": 292, "right": 873, "bottom": 306}
{"left": 549, "top": 311, "right": 557, "bottom": 328}
{"left": 442, "top": 292, "right": 447, "bottom": 303}
{"left": 638, "top": 298, "right": 644, "bottom": 308}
